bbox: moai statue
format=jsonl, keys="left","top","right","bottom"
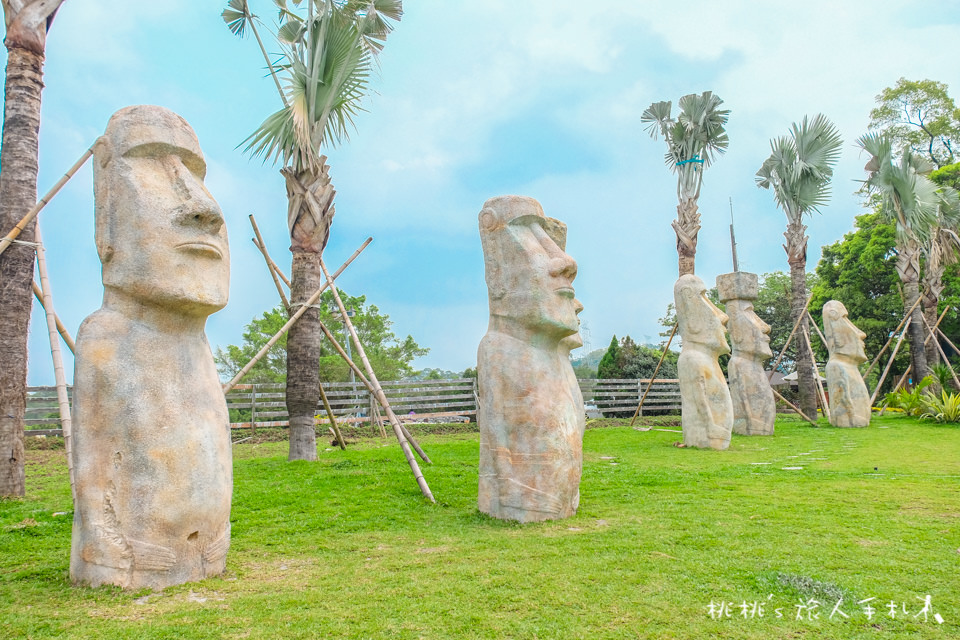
{"left": 70, "top": 105, "right": 232, "bottom": 590}
{"left": 716, "top": 272, "right": 775, "bottom": 436}
{"left": 477, "top": 195, "right": 585, "bottom": 523}
{"left": 675, "top": 274, "right": 734, "bottom": 450}
{"left": 823, "top": 300, "right": 871, "bottom": 428}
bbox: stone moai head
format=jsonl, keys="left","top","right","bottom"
{"left": 479, "top": 195, "right": 581, "bottom": 340}
{"left": 823, "top": 300, "right": 867, "bottom": 364}
{"left": 675, "top": 274, "right": 730, "bottom": 356}
{"left": 716, "top": 272, "right": 772, "bottom": 359}
{"left": 93, "top": 105, "right": 229, "bottom": 317}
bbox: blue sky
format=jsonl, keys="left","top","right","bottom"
{"left": 11, "top": 0, "right": 960, "bottom": 384}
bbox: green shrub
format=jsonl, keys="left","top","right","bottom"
{"left": 882, "top": 375, "right": 934, "bottom": 416}
{"left": 921, "top": 389, "right": 960, "bottom": 423}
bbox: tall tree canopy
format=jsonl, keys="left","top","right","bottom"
{"left": 869, "top": 78, "right": 960, "bottom": 169}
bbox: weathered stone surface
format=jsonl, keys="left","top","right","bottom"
{"left": 823, "top": 300, "right": 871, "bottom": 428}
{"left": 717, "top": 272, "right": 775, "bottom": 436}
{"left": 477, "top": 195, "right": 585, "bottom": 523}
{"left": 675, "top": 274, "right": 733, "bottom": 450}
{"left": 70, "top": 105, "right": 232, "bottom": 590}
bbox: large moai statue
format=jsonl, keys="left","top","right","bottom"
{"left": 70, "top": 105, "right": 232, "bottom": 590}
{"left": 675, "top": 274, "right": 734, "bottom": 450}
{"left": 823, "top": 300, "right": 871, "bottom": 428}
{"left": 477, "top": 195, "right": 585, "bottom": 523}
{"left": 716, "top": 272, "right": 775, "bottom": 436}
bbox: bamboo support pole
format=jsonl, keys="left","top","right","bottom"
{"left": 770, "top": 386, "right": 817, "bottom": 425}
{"left": 862, "top": 296, "right": 923, "bottom": 380}
{"left": 34, "top": 225, "right": 76, "bottom": 503}
{"left": 767, "top": 294, "right": 814, "bottom": 382}
{"left": 922, "top": 316, "right": 960, "bottom": 390}
{"left": 318, "top": 381, "right": 346, "bottom": 450}
{"left": 800, "top": 326, "right": 830, "bottom": 422}
{"left": 252, "top": 238, "right": 290, "bottom": 309}
{"left": 0, "top": 147, "right": 93, "bottom": 257}
{"left": 869, "top": 318, "right": 911, "bottom": 405}
{"left": 319, "top": 258, "right": 435, "bottom": 503}
{"left": 888, "top": 307, "right": 950, "bottom": 394}
{"left": 222, "top": 237, "right": 372, "bottom": 393}
{"left": 314, "top": 312, "right": 430, "bottom": 463}
{"left": 936, "top": 327, "right": 960, "bottom": 360}
{"left": 805, "top": 310, "right": 828, "bottom": 348}
{"left": 630, "top": 324, "right": 677, "bottom": 426}
{"left": 249, "top": 214, "right": 292, "bottom": 287}
{"left": 31, "top": 281, "right": 75, "bottom": 354}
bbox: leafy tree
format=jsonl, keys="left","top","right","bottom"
{"left": 756, "top": 114, "right": 843, "bottom": 420}
{"left": 222, "top": 0, "right": 402, "bottom": 460}
{"left": 922, "top": 165, "right": 960, "bottom": 364}
{"left": 755, "top": 271, "right": 818, "bottom": 373}
{"left": 597, "top": 335, "right": 621, "bottom": 379}
{"left": 869, "top": 78, "right": 960, "bottom": 169}
{"left": 641, "top": 91, "right": 730, "bottom": 276}
{"left": 621, "top": 344, "right": 679, "bottom": 380}
{"left": 215, "top": 290, "right": 427, "bottom": 384}
{"left": 0, "top": 0, "right": 68, "bottom": 497}
{"left": 857, "top": 132, "right": 942, "bottom": 382}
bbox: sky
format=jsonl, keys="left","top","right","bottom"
{"left": 10, "top": 0, "right": 960, "bottom": 385}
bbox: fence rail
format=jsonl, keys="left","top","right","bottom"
{"left": 25, "top": 376, "right": 683, "bottom": 435}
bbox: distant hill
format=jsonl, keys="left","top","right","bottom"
{"left": 571, "top": 348, "right": 605, "bottom": 372}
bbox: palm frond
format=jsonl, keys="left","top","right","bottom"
{"left": 223, "top": 0, "right": 252, "bottom": 36}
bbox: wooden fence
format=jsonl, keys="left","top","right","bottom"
{"left": 25, "top": 377, "right": 681, "bottom": 435}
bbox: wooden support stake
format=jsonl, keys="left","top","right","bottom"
{"left": 869, "top": 318, "right": 911, "bottom": 406}
{"left": 800, "top": 326, "right": 831, "bottom": 423}
{"left": 252, "top": 237, "right": 290, "bottom": 309}
{"left": 223, "top": 237, "right": 372, "bottom": 393}
{"left": 771, "top": 386, "right": 817, "bottom": 425}
{"left": 936, "top": 326, "right": 960, "bottom": 361}
{"left": 630, "top": 324, "right": 677, "bottom": 426}
{"left": 248, "top": 214, "right": 291, "bottom": 285}
{"left": 767, "top": 294, "right": 814, "bottom": 382}
{"left": 318, "top": 381, "right": 346, "bottom": 450}
{"left": 31, "top": 281, "right": 75, "bottom": 354}
{"left": 250, "top": 384, "right": 258, "bottom": 437}
{"left": 889, "top": 307, "right": 950, "bottom": 394}
{"left": 862, "top": 295, "right": 923, "bottom": 380}
{"left": 805, "top": 310, "right": 828, "bottom": 348}
{"left": 313, "top": 318, "right": 429, "bottom": 462}
{"left": 922, "top": 316, "right": 960, "bottom": 390}
{"left": 0, "top": 147, "right": 94, "bottom": 257}
{"left": 319, "top": 258, "right": 435, "bottom": 503}
{"left": 34, "top": 225, "right": 76, "bottom": 504}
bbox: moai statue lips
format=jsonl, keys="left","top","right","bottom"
{"left": 675, "top": 274, "right": 734, "bottom": 450}
{"left": 477, "top": 195, "right": 586, "bottom": 523}
{"left": 823, "top": 300, "right": 871, "bottom": 428}
{"left": 717, "top": 272, "right": 776, "bottom": 436}
{"left": 70, "top": 105, "right": 232, "bottom": 591}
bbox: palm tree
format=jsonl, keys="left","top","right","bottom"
{"left": 0, "top": 0, "right": 67, "bottom": 497}
{"left": 756, "top": 114, "right": 843, "bottom": 421}
{"left": 223, "top": 0, "right": 401, "bottom": 461}
{"left": 857, "top": 132, "right": 941, "bottom": 385}
{"left": 920, "top": 187, "right": 960, "bottom": 366}
{"left": 641, "top": 91, "right": 730, "bottom": 276}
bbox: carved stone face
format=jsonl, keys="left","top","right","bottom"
{"left": 823, "top": 300, "right": 867, "bottom": 363}
{"left": 94, "top": 105, "right": 229, "bottom": 316}
{"left": 479, "top": 196, "right": 581, "bottom": 339}
{"left": 675, "top": 274, "right": 730, "bottom": 356}
{"left": 729, "top": 300, "right": 773, "bottom": 359}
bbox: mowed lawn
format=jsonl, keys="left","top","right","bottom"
{"left": 1, "top": 415, "right": 958, "bottom": 639}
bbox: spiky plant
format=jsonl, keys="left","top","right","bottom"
{"left": 223, "top": 0, "right": 401, "bottom": 461}
{"left": 756, "top": 114, "right": 843, "bottom": 421}
{"left": 641, "top": 91, "right": 730, "bottom": 276}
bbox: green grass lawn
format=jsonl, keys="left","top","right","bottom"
{"left": 2, "top": 415, "right": 958, "bottom": 639}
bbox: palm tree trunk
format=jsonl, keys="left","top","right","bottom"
{"left": 282, "top": 161, "right": 335, "bottom": 461}
{"left": 673, "top": 197, "right": 700, "bottom": 276}
{"left": 784, "top": 221, "right": 817, "bottom": 420}
{"left": 897, "top": 244, "right": 929, "bottom": 384}
{"left": 922, "top": 260, "right": 944, "bottom": 368}
{"left": 0, "top": 45, "right": 45, "bottom": 497}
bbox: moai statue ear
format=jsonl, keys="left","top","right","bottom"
{"left": 92, "top": 135, "right": 115, "bottom": 264}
